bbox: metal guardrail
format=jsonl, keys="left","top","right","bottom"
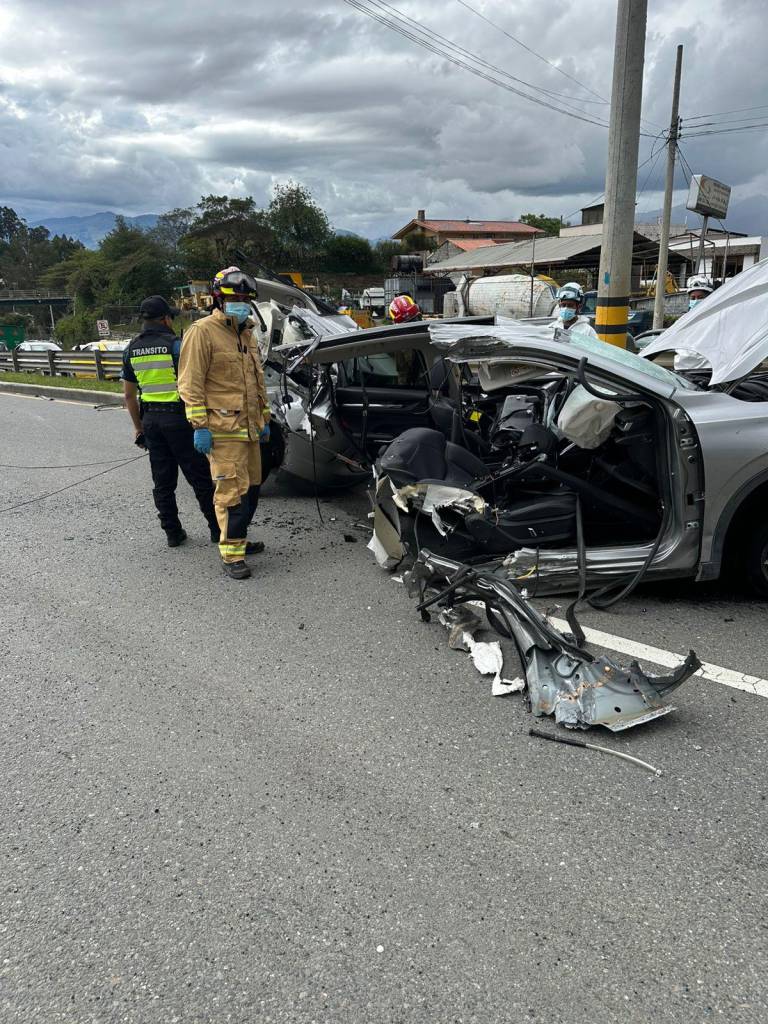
{"left": 0, "top": 350, "right": 124, "bottom": 380}
{"left": 0, "top": 289, "right": 69, "bottom": 300}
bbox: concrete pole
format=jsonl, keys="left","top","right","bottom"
{"left": 596, "top": 0, "right": 648, "bottom": 348}
{"left": 652, "top": 44, "right": 683, "bottom": 330}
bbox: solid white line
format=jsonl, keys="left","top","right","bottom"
{"left": 549, "top": 616, "right": 768, "bottom": 699}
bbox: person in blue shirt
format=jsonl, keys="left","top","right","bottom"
{"left": 122, "top": 295, "right": 219, "bottom": 547}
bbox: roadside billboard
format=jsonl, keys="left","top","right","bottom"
{"left": 686, "top": 175, "right": 731, "bottom": 220}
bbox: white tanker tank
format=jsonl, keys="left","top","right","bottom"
{"left": 443, "top": 273, "right": 559, "bottom": 319}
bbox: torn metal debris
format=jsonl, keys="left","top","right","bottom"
{"left": 437, "top": 606, "right": 524, "bottom": 697}
{"left": 405, "top": 550, "right": 700, "bottom": 732}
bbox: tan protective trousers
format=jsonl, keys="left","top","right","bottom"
{"left": 208, "top": 438, "right": 262, "bottom": 563}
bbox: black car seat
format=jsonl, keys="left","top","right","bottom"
{"left": 378, "top": 427, "right": 488, "bottom": 489}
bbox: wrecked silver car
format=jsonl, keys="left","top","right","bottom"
{"left": 271, "top": 261, "right": 768, "bottom": 596}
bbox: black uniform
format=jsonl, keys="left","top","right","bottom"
{"left": 122, "top": 323, "right": 219, "bottom": 539}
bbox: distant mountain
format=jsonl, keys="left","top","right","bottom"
{"left": 30, "top": 211, "right": 159, "bottom": 248}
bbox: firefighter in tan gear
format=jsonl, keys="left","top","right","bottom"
{"left": 178, "top": 268, "right": 270, "bottom": 580}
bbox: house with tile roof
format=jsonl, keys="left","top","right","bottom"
{"left": 392, "top": 209, "right": 542, "bottom": 249}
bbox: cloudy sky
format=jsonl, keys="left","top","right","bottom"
{"left": 1, "top": 0, "right": 767, "bottom": 237}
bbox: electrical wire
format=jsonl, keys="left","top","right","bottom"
{"left": 0, "top": 456, "right": 145, "bottom": 469}
{"left": 450, "top": 0, "right": 664, "bottom": 135}
{"left": 343, "top": 0, "right": 642, "bottom": 132}
{"left": 366, "top": 0, "right": 608, "bottom": 111}
{"left": 452, "top": 0, "right": 607, "bottom": 104}
{"left": 680, "top": 121, "right": 768, "bottom": 138}
{"left": 0, "top": 453, "right": 148, "bottom": 514}
{"left": 684, "top": 102, "right": 768, "bottom": 120}
{"left": 558, "top": 139, "right": 667, "bottom": 226}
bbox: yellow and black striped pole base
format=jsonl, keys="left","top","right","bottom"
{"left": 595, "top": 296, "right": 629, "bottom": 348}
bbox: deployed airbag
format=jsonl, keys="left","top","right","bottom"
{"left": 556, "top": 384, "right": 620, "bottom": 449}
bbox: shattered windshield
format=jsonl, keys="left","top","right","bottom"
{"left": 564, "top": 331, "right": 698, "bottom": 390}
{"left": 429, "top": 322, "right": 697, "bottom": 391}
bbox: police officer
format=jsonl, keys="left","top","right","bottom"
{"left": 122, "top": 295, "right": 220, "bottom": 546}
{"left": 177, "top": 268, "right": 270, "bottom": 580}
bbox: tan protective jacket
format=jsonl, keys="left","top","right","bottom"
{"left": 177, "top": 309, "right": 270, "bottom": 441}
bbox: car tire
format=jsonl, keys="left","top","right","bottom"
{"left": 744, "top": 520, "right": 768, "bottom": 597}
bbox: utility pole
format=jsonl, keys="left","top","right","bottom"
{"left": 653, "top": 44, "right": 683, "bottom": 330}
{"left": 596, "top": 0, "right": 648, "bottom": 348}
{"left": 696, "top": 216, "right": 709, "bottom": 275}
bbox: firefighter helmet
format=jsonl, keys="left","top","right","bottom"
{"left": 389, "top": 294, "right": 422, "bottom": 323}
{"left": 211, "top": 267, "right": 259, "bottom": 303}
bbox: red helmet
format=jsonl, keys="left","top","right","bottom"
{"left": 389, "top": 294, "right": 422, "bottom": 323}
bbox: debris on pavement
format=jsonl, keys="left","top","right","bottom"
{"left": 529, "top": 727, "right": 662, "bottom": 775}
{"left": 437, "top": 606, "right": 525, "bottom": 697}
{"left": 405, "top": 549, "right": 701, "bottom": 731}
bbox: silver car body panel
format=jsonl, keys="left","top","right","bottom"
{"left": 407, "top": 551, "right": 701, "bottom": 731}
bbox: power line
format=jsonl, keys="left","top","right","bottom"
{"left": 365, "top": 0, "right": 602, "bottom": 109}
{"left": 343, "top": 0, "right": 625, "bottom": 131}
{"left": 452, "top": 0, "right": 607, "bottom": 103}
{"left": 0, "top": 453, "right": 147, "bottom": 514}
{"left": 681, "top": 123, "right": 768, "bottom": 138}
{"left": 635, "top": 135, "right": 667, "bottom": 213}
{"left": 683, "top": 102, "right": 768, "bottom": 120}
{"left": 559, "top": 136, "right": 667, "bottom": 225}
{"left": 452, "top": 0, "right": 663, "bottom": 133}
{"left": 682, "top": 114, "right": 768, "bottom": 128}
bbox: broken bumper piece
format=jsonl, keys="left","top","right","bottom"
{"left": 405, "top": 550, "right": 700, "bottom": 732}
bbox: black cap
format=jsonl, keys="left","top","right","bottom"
{"left": 139, "top": 295, "right": 180, "bottom": 319}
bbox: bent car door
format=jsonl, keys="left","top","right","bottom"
{"left": 333, "top": 348, "right": 434, "bottom": 458}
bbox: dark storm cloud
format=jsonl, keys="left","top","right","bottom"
{"left": 1, "top": 0, "right": 767, "bottom": 236}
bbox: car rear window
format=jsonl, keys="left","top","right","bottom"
{"left": 338, "top": 350, "right": 429, "bottom": 388}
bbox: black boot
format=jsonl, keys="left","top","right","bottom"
{"left": 166, "top": 528, "right": 187, "bottom": 547}
{"left": 223, "top": 560, "right": 251, "bottom": 580}
{"left": 245, "top": 541, "right": 265, "bottom": 555}
{"left": 210, "top": 526, "right": 221, "bottom": 544}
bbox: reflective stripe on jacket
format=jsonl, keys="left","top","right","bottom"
{"left": 122, "top": 325, "right": 181, "bottom": 403}
{"left": 177, "top": 309, "right": 270, "bottom": 439}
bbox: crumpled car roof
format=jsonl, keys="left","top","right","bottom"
{"left": 641, "top": 256, "right": 768, "bottom": 384}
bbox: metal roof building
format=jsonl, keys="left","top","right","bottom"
{"left": 423, "top": 231, "right": 691, "bottom": 287}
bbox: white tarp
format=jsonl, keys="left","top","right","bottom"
{"left": 641, "top": 257, "right": 768, "bottom": 384}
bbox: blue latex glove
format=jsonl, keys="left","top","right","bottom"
{"left": 259, "top": 423, "right": 271, "bottom": 443}
{"left": 193, "top": 427, "right": 213, "bottom": 454}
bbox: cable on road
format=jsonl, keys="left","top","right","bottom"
{"left": 0, "top": 456, "right": 146, "bottom": 469}
{"left": 0, "top": 453, "right": 148, "bottom": 514}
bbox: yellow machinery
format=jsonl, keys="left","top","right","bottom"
{"left": 337, "top": 307, "right": 374, "bottom": 328}
{"left": 644, "top": 271, "right": 680, "bottom": 297}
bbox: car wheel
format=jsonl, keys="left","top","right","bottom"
{"left": 744, "top": 521, "right": 768, "bottom": 597}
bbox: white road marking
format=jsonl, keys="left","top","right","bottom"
{"left": 548, "top": 616, "right": 768, "bottom": 699}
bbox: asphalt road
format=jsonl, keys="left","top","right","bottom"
{"left": 1, "top": 392, "right": 767, "bottom": 1024}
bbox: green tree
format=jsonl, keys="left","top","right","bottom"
{"left": 185, "top": 195, "right": 274, "bottom": 268}
{"left": 54, "top": 307, "right": 102, "bottom": 349}
{"left": 40, "top": 249, "right": 110, "bottom": 308}
{"left": 268, "top": 182, "right": 331, "bottom": 270}
{"left": 324, "top": 234, "right": 376, "bottom": 273}
{"left": 0, "top": 207, "right": 83, "bottom": 287}
{"left": 372, "top": 239, "right": 406, "bottom": 273}
{"left": 519, "top": 213, "right": 566, "bottom": 236}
